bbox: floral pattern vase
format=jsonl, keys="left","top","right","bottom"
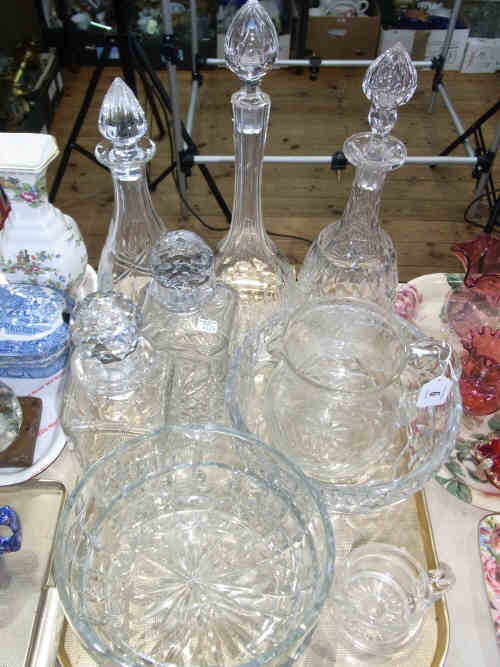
{"left": 0, "top": 133, "right": 87, "bottom": 297}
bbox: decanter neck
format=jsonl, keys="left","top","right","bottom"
{"left": 342, "top": 166, "right": 388, "bottom": 232}
{"left": 227, "top": 85, "right": 270, "bottom": 243}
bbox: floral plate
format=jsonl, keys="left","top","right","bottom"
{"left": 410, "top": 273, "right": 500, "bottom": 511}
{"left": 479, "top": 514, "right": 500, "bottom": 649}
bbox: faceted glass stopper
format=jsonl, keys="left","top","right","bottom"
{"left": 71, "top": 292, "right": 138, "bottom": 363}
{"left": 363, "top": 42, "right": 417, "bottom": 109}
{"left": 362, "top": 42, "right": 417, "bottom": 137}
{"left": 225, "top": 0, "right": 279, "bottom": 83}
{"left": 152, "top": 230, "right": 216, "bottom": 312}
{"left": 98, "top": 77, "right": 147, "bottom": 147}
{"left": 0, "top": 381, "right": 22, "bottom": 453}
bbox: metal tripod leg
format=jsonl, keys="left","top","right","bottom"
{"left": 471, "top": 120, "right": 500, "bottom": 219}
{"left": 49, "top": 41, "right": 111, "bottom": 203}
{"left": 161, "top": 0, "right": 188, "bottom": 217}
{"left": 428, "top": 0, "right": 463, "bottom": 113}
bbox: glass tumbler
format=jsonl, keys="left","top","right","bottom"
{"left": 334, "top": 542, "right": 455, "bottom": 656}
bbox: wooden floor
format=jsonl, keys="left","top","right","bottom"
{"left": 47, "top": 65, "right": 500, "bottom": 282}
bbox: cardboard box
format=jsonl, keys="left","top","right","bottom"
{"left": 378, "top": 26, "right": 470, "bottom": 70}
{"left": 306, "top": 3, "right": 381, "bottom": 59}
{"left": 461, "top": 37, "right": 500, "bottom": 73}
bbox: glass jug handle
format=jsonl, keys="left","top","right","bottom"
{"left": 426, "top": 561, "right": 456, "bottom": 603}
{"left": 407, "top": 338, "right": 457, "bottom": 380}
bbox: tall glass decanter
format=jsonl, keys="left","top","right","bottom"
{"left": 214, "top": 0, "right": 295, "bottom": 332}
{"left": 298, "top": 43, "right": 417, "bottom": 308}
{"left": 96, "top": 77, "right": 166, "bottom": 303}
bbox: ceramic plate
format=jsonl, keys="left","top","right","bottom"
{"left": 0, "top": 266, "right": 97, "bottom": 486}
{"left": 479, "top": 514, "right": 500, "bottom": 649}
{"left": 410, "top": 273, "right": 500, "bottom": 511}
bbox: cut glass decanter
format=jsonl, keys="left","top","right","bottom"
{"left": 62, "top": 291, "right": 170, "bottom": 469}
{"left": 214, "top": 0, "right": 295, "bottom": 334}
{"left": 96, "top": 77, "right": 166, "bottom": 303}
{"left": 298, "top": 43, "right": 418, "bottom": 308}
{"left": 139, "top": 230, "right": 238, "bottom": 423}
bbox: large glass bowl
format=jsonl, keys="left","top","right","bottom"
{"left": 226, "top": 301, "right": 462, "bottom": 514}
{"left": 53, "top": 424, "right": 335, "bottom": 666}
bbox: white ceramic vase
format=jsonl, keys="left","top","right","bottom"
{"left": 0, "top": 133, "right": 87, "bottom": 297}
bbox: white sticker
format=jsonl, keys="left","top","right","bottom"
{"left": 56, "top": 71, "right": 63, "bottom": 91}
{"left": 197, "top": 318, "right": 218, "bottom": 334}
{"left": 48, "top": 79, "right": 57, "bottom": 102}
{"left": 417, "top": 377, "right": 452, "bottom": 408}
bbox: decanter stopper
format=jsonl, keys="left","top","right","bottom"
{"left": 71, "top": 292, "right": 138, "bottom": 363}
{"left": 344, "top": 43, "right": 417, "bottom": 170}
{"left": 363, "top": 42, "right": 417, "bottom": 139}
{"left": 96, "top": 77, "right": 154, "bottom": 166}
{"left": 151, "top": 231, "right": 216, "bottom": 312}
{"left": 225, "top": 0, "right": 279, "bottom": 84}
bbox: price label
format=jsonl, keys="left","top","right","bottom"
{"left": 417, "top": 376, "right": 452, "bottom": 408}
{"left": 197, "top": 318, "right": 218, "bottom": 334}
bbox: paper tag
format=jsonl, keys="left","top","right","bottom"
{"left": 197, "top": 318, "right": 218, "bottom": 334}
{"left": 417, "top": 376, "right": 452, "bottom": 408}
{"left": 56, "top": 71, "right": 63, "bottom": 91}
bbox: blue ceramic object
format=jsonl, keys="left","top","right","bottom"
{"left": 0, "top": 283, "right": 69, "bottom": 378}
{"left": 0, "top": 505, "right": 21, "bottom": 554}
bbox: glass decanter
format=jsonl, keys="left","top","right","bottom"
{"left": 95, "top": 77, "right": 166, "bottom": 303}
{"left": 139, "top": 230, "right": 238, "bottom": 423}
{"left": 62, "top": 291, "right": 171, "bottom": 469}
{"left": 298, "top": 43, "right": 418, "bottom": 308}
{"left": 214, "top": 0, "right": 295, "bottom": 334}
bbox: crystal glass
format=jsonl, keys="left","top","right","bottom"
{"left": 298, "top": 43, "right": 417, "bottom": 309}
{"left": 53, "top": 424, "right": 335, "bottom": 667}
{"left": 215, "top": 0, "right": 295, "bottom": 335}
{"left": 139, "top": 230, "right": 238, "bottom": 423}
{"left": 62, "top": 291, "right": 171, "bottom": 469}
{"left": 95, "top": 78, "right": 166, "bottom": 303}
{"left": 226, "top": 299, "right": 461, "bottom": 513}
{"left": 0, "top": 381, "right": 22, "bottom": 452}
{"left": 333, "top": 542, "right": 455, "bottom": 656}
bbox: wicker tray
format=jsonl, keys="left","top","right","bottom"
{"left": 57, "top": 490, "right": 448, "bottom": 667}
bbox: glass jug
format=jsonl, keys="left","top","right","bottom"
{"left": 333, "top": 542, "right": 455, "bottom": 656}
{"left": 264, "top": 298, "right": 455, "bottom": 486}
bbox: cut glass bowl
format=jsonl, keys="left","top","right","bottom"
{"left": 226, "top": 303, "right": 462, "bottom": 514}
{"left": 54, "top": 424, "right": 335, "bottom": 666}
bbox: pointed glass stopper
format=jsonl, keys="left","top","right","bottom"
{"left": 362, "top": 42, "right": 417, "bottom": 138}
{"left": 224, "top": 0, "right": 279, "bottom": 84}
{"left": 71, "top": 292, "right": 138, "bottom": 363}
{"left": 98, "top": 77, "right": 146, "bottom": 146}
{"left": 96, "top": 77, "right": 153, "bottom": 166}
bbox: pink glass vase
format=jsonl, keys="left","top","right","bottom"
{"left": 446, "top": 233, "right": 500, "bottom": 339}
{"left": 459, "top": 327, "right": 500, "bottom": 416}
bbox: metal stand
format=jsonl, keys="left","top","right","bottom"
{"left": 49, "top": 1, "right": 167, "bottom": 203}
{"left": 163, "top": 0, "right": 500, "bottom": 227}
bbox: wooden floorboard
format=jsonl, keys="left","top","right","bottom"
{"left": 47, "top": 65, "right": 500, "bottom": 283}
